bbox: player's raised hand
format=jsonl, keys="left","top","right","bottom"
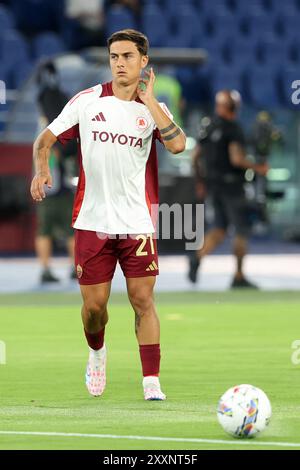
{"left": 30, "top": 171, "right": 52, "bottom": 202}
{"left": 137, "top": 67, "right": 156, "bottom": 105}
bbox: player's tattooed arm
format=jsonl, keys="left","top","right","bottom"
{"left": 30, "top": 128, "right": 57, "bottom": 202}
{"left": 158, "top": 118, "right": 185, "bottom": 152}
{"left": 160, "top": 125, "right": 181, "bottom": 141}
{"left": 137, "top": 68, "right": 186, "bottom": 154}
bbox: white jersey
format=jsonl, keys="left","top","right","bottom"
{"left": 47, "top": 82, "right": 173, "bottom": 234}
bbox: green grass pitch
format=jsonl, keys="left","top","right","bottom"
{"left": 0, "top": 290, "right": 300, "bottom": 450}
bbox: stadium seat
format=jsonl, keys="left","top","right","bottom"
{"left": 0, "top": 5, "right": 15, "bottom": 31}
{"left": 12, "top": 60, "right": 33, "bottom": 89}
{"left": 175, "top": 66, "right": 195, "bottom": 85}
{"left": 288, "top": 37, "right": 300, "bottom": 64}
{"left": 193, "top": 63, "right": 214, "bottom": 102}
{"left": 210, "top": 64, "right": 246, "bottom": 97}
{"left": 141, "top": 5, "right": 170, "bottom": 47}
{"left": 209, "top": 11, "right": 240, "bottom": 38}
{"left": 277, "top": 11, "right": 300, "bottom": 38}
{"left": 165, "top": 0, "right": 195, "bottom": 7}
{"left": 200, "top": 36, "right": 231, "bottom": 66}
{"left": 32, "top": 32, "right": 66, "bottom": 61}
{"left": 227, "top": 36, "right": 259, "bottom": 66}
{"left": 247, "top": 66, "right": 280, "bottom": 107}
{"left": 0, "top": 30, "right": 29, "bottom": 72}
{"left": 241, "top": 12, "right": 278, "bottom": 38}
{"left": 233, "top": 0, "right": 268, "bottom": 15}
{"left": 166, "top": 35, "right": 192, "bottom": 49}
{"left": 142, "top": 0, "right": 161, "bottom": 4}
{"left": 259, "top": 38, "right": 291, "bottom": 66}
{"left": 269, "top": 0, "right": 299, "bottom": 15}
{"left": 166, "top": 5, "right": 202, "bottom": 48}
{"left": 176, "top": 65, "right": 208, "bottom": 102}
{"left": 105, "top": 5, "right": 137, "bottom": 39}
{"left": 0, "top": 64, "right": 10, "bottom": 91}
{"left": 10, "top": 0, "right": 62, "bottom": 34}
{"left": 200, "top": 0, "right": 231, "bottom": 15}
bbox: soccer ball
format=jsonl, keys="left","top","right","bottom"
{"left": 217, "top": 384, "right": 272, "bottom": 438}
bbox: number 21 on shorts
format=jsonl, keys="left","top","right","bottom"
{"left": 135, "top": 234, "right": 155, "bottom": 257}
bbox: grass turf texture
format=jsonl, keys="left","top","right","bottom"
{"left": 0, "top": 291, "right": 299, "bottom": 450}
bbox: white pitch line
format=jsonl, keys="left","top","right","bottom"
{"left": 0, "top": 431, "right": 299, "bottom": 448}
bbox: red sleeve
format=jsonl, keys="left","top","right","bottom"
{"left": 57, "top": 124, "right": 79, "bottom": 146}
{"left": 153, "top": 127, "right": 163, "bottom": 144}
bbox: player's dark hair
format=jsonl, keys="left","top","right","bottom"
{"left": 107, "top": 29, "right": 149, "bottom": 56}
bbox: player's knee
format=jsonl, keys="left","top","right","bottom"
{"left": 84, "top": 296, "right": 108, "bottom": 317}
{"left": 128, "top": 289, "right": 154, "bottom": 314}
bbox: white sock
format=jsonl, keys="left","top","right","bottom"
{"left": 89, "top": 345, "right": 104, "bottom": 358}
{"left": 143, "top": 376, "right": 160, "bottom": 388}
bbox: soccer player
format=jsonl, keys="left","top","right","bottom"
{"left": 30, "top": 29, "right": 186, "bottom": 400}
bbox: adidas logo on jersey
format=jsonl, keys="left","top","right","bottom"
{"left": 146, "top": 260, "right": 158, "bottom": 272}
{"left": 92, "top": 112, "right": 106, "bottom": 122}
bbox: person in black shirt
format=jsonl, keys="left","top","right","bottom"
{"left": 35, "top": 61, "right": 78, "bottom": 283}
{"left": 188, "top": 90, "right": 269, "bottom": 288}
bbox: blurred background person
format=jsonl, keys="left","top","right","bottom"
{"left": 249, "top": 110, "right": 284, "bottom": 230}
{"left": 188, "top": 90, "right": 269, "bottom": 288}
{"left": 153, "top": 66, "right": 186, "bottom": 170}
{"left": 154, "top": 67, "right": 185, "bottom": 130}
{"left": 64, "top": 0, "right": 106, "bottom": 50}
{"left": 35, "top": 61, "right": 77, "bottom": 283}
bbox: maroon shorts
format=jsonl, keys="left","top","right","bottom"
{"left": 74, "top": 229, "right": 159, "bottom": 285}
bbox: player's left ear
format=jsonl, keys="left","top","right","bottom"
{"left": 141, "top": 55, "right": 149, "bottom": 69}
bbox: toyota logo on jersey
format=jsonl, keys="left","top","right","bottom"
{"left": 92, "top": 131, "right": 143, "bottom": 148}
